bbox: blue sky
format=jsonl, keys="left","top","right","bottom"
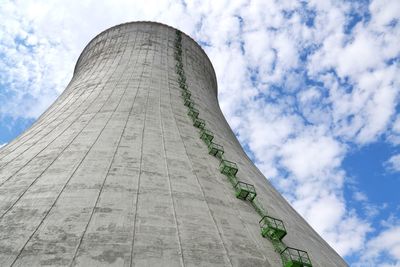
{"left": 0, "top": 0, "right": 399, "bottom": 265}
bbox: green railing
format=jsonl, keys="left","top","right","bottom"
{"left": 260, "top": 215, "right": 287, "bottom": 240}
{"left": 234, "top": 181, "right": 257, "bottom": 201}
{"left": 208, "top": 142, "right": 224, "bottom": 159}
{"left": 281, "top": 247, "right": 312, "bottom": 267}
{"left": 188, "top": 107, "right": 199, "bottom": 120}
{"left": 200, "top": 128, "right": 214, "bottom": 145}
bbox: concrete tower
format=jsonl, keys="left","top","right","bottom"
{"left": 0, "top": 22, "right": 347, "bottom": 267}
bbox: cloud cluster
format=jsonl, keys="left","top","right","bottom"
{"left": 188, "top": 0, "right": 399, "bottom": 261}
{"left": 354, "top": 217, "right": 400, "bottom": 267}
{"left": 0, "top": 2, "right": 74, "bottom": 119}
{"left": 385, "top": 154, "right": 400, "bottom": 173}
{"left": 0, "top": 0, "right": 399, "bottom": 265}
{"left": 270, "top": 0, "right": 400, "bottom": 146}
{"left": 365, "top": 225, "right": 400, "bottom": 265}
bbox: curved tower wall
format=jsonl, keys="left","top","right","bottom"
{"left": 0, "top": 22, "right": 347, "bottom": 266}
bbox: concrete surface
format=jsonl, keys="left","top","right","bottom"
{"left": 0, "top": 22, "right": 348, "bottom": 267}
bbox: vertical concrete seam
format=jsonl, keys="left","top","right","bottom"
{"left": 186, "top": 52, "right": 269, "bottom": 264}
{"left": 182, "top": 38, "right": 315, "bottom": 267}
{"left": 69, "top": 30, "right": 141, "bottom": 265}
{"left": 8, "top": 34, "right": 130, "bottom": 266}
{"left": 171, "top": 85, "right": 234, "bottom": 267}
{"left": 159, "top": 29, "right": 185, "bottom": 267}
{"left": 171, "top": 33, "right": 233, "bottom": 267}
{"left": 129, "top": 31, "right": 152, "bottom": 267}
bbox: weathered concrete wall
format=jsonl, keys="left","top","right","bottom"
{"left": 0, "top": 22, "right": 347, "bottom": 266}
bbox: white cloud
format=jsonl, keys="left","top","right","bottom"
{"left": 306, "top": 0, "right": 400, "bottom": 145}
{"left": 325, "top": 213, "right": 371, "bottom": 256}
{"left": 393, "top": 117, "right": 400, "bottom": 133}
{"left": 369, "top": 0, "right": 400, "bottom": 32}
{"left": 387, "top": 116, "right": 400, "bottom": 145}
{"left": 385, "top": 154, "right": 400, "bottom": 172}
{"left": 352, "top": 190, "right": 386, "bottom": 219}
{"left": 353, "top": 191, "right": 368, "bottom": 202}
{"left": 354, "top": 223, "right": 400, "bottom": 266}
{"left": 280, "top": 133, "right": 344, "bottom": 180}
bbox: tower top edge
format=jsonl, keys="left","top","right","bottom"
{"left": 73, "top": 21, "right": 218, "bottom": 93}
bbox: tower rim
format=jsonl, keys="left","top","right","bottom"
{"left": 73, "top": 21, "right": 218, "bottom": 95}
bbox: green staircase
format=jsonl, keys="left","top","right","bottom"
{"left": 174, "top": 29, "right": 313, "bottom": 267}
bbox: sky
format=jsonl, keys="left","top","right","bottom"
{"left": 0, "top": 0, "right": 399, "bottom": 265}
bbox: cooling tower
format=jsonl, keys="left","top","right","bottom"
{"left": 0, "top": 22, "right": 347, "bottom": 267}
